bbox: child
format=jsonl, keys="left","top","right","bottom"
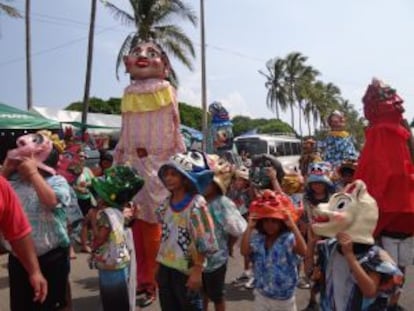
{"left": 156, "top": 151, "right": 219, "bottom": 311}
{"left": 89, "top": 165, "right": 144, "bottom": 311}
{"left": 302, "top": 162, "right": 335, "bottom": 311}
{"left": 335, "top": 159, "right": 357, "bottom": 191}
{"left": 241, "top": 190, "right": 307, "bottom": 311}
{"left": 227, "top": 165, "right": 254, "bottom": 287}
{"left": 203, "top": 157, "right": 247, "bottom": 311}
{"left": 311, "top": 180, "right": 403, "bottom": 311}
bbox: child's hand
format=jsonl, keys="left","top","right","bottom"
{"left": 336, "top": 232, "right": 354, "bottom": 257}
{"left": 186, "top": 266, "right": 202, "bottom": 291}
{"left": 265, "top": 167, "right": 277, "bottom": 180}
{"left": 282, "top": 209, "right": 295, "bottom": 229}
{"left": 247, "top": 213, "right": 258, "bottom": 229}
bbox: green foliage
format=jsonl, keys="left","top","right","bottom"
{"left": 178, "top": 102, "right": 203, "bottom": 130}
{"left": 232, "top": 115, "right": 294, "bottom": 137}
{"left": 66, "top": 97, "right": 121, "bottom": 114}
{"left": 65, "top": 98, "right": 294, "bottom": 136}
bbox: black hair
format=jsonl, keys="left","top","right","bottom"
{"left": 255, "top": 218, "right": 289, "bottom": 236}
{"left": 339, "top": 166, "right": 355, "bottom": 177}
{"left": 39, "top": 146, "right": 60, "bottom": 177}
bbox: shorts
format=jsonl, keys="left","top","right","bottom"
{"left": 157, "top": 264, "right": 202, "bottom": 311}
{"left": 202, "top": 263, "right": 227, "bottom": 303}
{"left": 99, "top": 267, "right": 131, "bottom": 311}
{"left": 8, "top": 247, "right": 70, "bottom": 311}
{"left": 253, "top": 290, "right": 297, "bottom": 311}
{"left": 380, "top": 235, "right": 414, "bottom": 268}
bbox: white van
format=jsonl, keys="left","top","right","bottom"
{"left": 234, "top": 134, "right": 301, "bottom": 171}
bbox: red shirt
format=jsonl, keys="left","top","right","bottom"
{"left": 0, "top": 176, "right": 31, "bottom": 241}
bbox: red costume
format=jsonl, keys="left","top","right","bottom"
{"left": 355, "top": 78, "right": 414, "bottom": 236}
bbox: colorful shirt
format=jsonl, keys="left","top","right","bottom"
{"left": 156, "top": 194, "right": 218, "bottom": 275}
{"left": 115, "top": 79, "right": 186, "bottom": 224}
{"left": 250, "top": 231, "right": 299, "bottom": 300}
{"left": 0, "top": 176, "right": 31, "bottom": 242}
{"left": 227, "top": 188, "right": 251, "bottom": 216}
{"left": 74, "top": 167, "right": 94, "bottom": 200}
{"left": 9, "top": 174, "right": 71, "bottom": 256}
{"left": 94, "top": 208, "right": 130, "bottom": 270}
{"left": 321, "top": 132, "right": 358, "bottom": 168}
{"left": 318, "top": 239, "right": 403, "bottom": 311}
{"left": 204, "top": 196, "right": 247, "bottom": 273}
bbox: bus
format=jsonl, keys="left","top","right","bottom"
{"left": 234, "top": 134, "right": 302, "bottom": 171}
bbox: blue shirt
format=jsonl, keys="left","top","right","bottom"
{"left": 250, "top": 231, "right": 299, "bottom": 300}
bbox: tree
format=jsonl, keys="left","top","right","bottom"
{"left": 102, "top": 0, "right": 197, "bottom": 81}
{"left": 0, "top": 1, "right": 21, "bottom": 18}
{"left": 284, "top": 52, "right": 312, "bottom": 134}
{"left": 259, "top": 58, "right": 288, "bottom": 120}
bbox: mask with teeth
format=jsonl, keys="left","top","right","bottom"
{"left": 311, "top": 180, "right": 378, "bottom": 244}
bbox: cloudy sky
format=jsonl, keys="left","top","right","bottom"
{"left": 1, "top": 0, "right": 414, "bottom": 132}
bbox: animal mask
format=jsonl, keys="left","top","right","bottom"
{"left": 7, "top": 130, "right": 63, "bottom": 176}
{"left": 311, "top": 180, "right": 378, "bottom": 244}
{"left": 123, "top": 40, "right": 170, "bottom": 80}
{"left": 208, "top": 156, "right": 234, "bottom": 194}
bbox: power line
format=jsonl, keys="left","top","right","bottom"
{"left": 0, "top": 25, "right": 119, "bottom": 67}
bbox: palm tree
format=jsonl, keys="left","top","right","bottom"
{"left": 259, "top": 57, "right": 288, "bottom": 120}
{"left": 102, "top": 0, "right": 197, "bottom": 81}
{"left": 284, "top": 52, "right": 319, "bottom": 136}
{"left": 0, "top": 1, "right": 21, "bottom": 18}
{"left": 295, "top": 66, "right": 319, "bottom": 137}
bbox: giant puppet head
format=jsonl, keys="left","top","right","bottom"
{"left": 362, "top": 78, "right": 404, "bottom": 125}
{"left": 123, "top": 39, "right": 171, "bottom": 81}
{"left": 311, "top": 180, "right": 378, "bottom": 244}
{"left": 7, "top": 130, "right": 65, "bottom": 176}
{"left": 327, "top": 110, "right": 346, "bottom": 131}
{"left": 209, "top": 102, "right": 234, "bottom": 152}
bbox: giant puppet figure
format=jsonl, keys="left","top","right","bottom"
{"left": 321, "top": 110, "right": 358, "bottom": 169}
{"left": 355, "top": 78, "right": 414, "bottom": 237}
{"left": 114, "top": 39, "right": 186, "bottom": 305}
{"left": 207, "top": 101, "right": 234, "bottom": 155}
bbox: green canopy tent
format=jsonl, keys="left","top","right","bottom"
{"left": 0, "top": 102, "right": 61, "bottom": 162}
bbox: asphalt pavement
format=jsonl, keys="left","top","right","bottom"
{"left": 0, "top": 251, "right": 413, "bottom": 311}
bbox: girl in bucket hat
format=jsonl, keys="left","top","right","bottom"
{"left": 302, "top": 162, "right": 335, "bottom": 311}
{"left": 156, "top": 151, "right": 218, "bottom": 311}
{"left": 241, "top": 190, "right": 306, "bottom": 311}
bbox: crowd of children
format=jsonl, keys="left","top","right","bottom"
{"left": 1, "top": 99, "right": 413, "bottom": 311}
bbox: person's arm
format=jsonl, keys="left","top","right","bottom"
{"left": 266, "top": 167, "right": 283, "bottom": 193}
{"left": 10, "top": 235, "right": 48, "bottom": 303}
{"left": 337, "top": 232, "right": 380, "bottom": 298}
{"left": 240, "top": 214, "right": 257, "bottom": 257}
{"left": 17, "top": 158, "right": 58, "bottom": 207}
{"left": 186, "top": 252, "right": 205, "bottom": 291}
{"left": 282, "top": 209, "right": 307, "bottom": 257}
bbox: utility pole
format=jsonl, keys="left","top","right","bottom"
{"left": 200, "top": 0, "right": 208, "bottom": 151}
{"left": 81, "top": 0, "right": 97, "bottom": 141}
{"left": 25, "top": 0, "right": 32, "bottom": 111}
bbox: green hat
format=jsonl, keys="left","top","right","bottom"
{"left": 92, "top": 165, "right": 144, "bottom": 208}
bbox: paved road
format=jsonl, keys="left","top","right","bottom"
{"left": 1, "top": 252, "right": 413, "bottom": 311}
